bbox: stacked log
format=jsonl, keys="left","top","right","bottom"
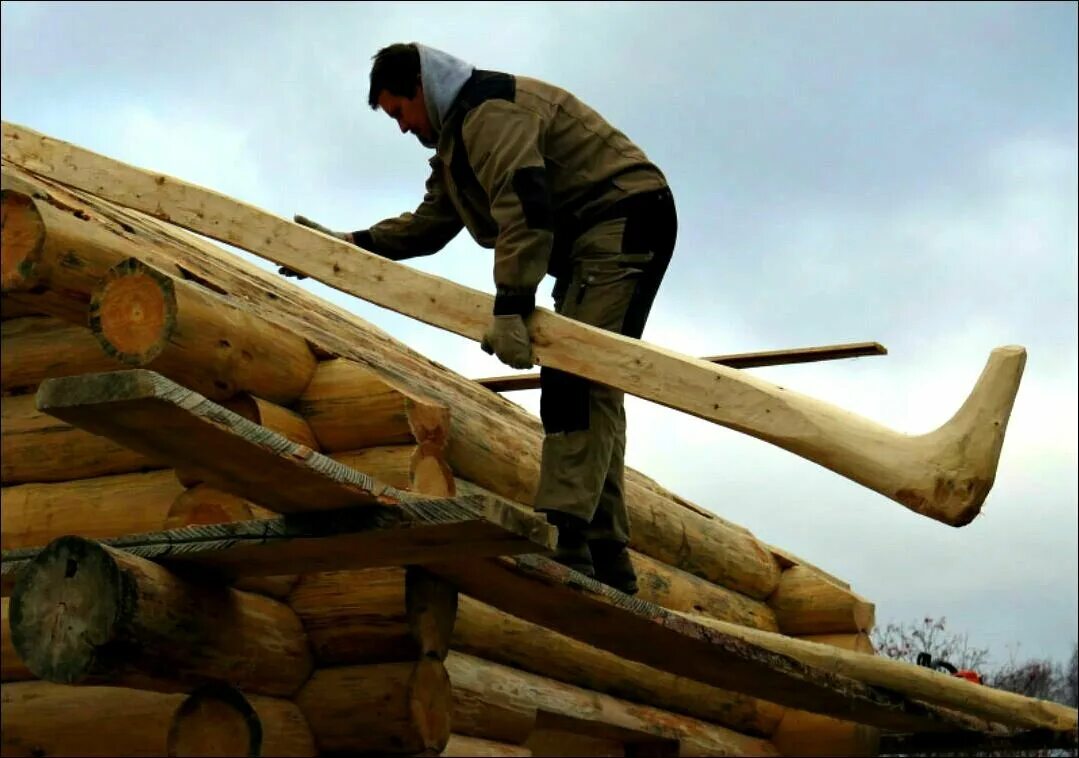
{"left": 0, "top": 162, "right": 895, "bottom": 755}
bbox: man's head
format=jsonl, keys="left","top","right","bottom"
{"left": 369, "top": 43, "right": 435, "bottom": 146}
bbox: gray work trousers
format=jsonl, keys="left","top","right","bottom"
{"left": 534, "top": 187, "right": 677, "bottom": 544}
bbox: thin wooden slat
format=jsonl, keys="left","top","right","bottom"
{"left": 1, "top": 121, "right": 1026, "bottom": 526}
{"left": 1, "top": 496, "right": 554, "bottom": 592}
{"left": 476, "top": 342, "right": 887, "bottom": 392}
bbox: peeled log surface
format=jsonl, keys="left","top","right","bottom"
{"left": 298, "top": 357, "right": 451, "bottom": 453}
{"left": 0, "top": 681, "right": 184, "bottom": 757}
{"left": 432, "top": 554, "right": 1029, "bottom": 733}
{"left": 771, "top": 633, "right": 880, "bottom": 757}
{"left": 452, "top": 595, "right": 784, "bottom": 737}
{"left": 2, "top": 596, "right": 32, "bottom": 681}
{"left": 0, "top": 181, "right": 181, "bottom": 324}
{"left": 222, "top": 393, "right": 320, "bottom": 450}
{"left": 333, "top": 445, "right": 456, "bottom": 496}
{"left": 442, "top": 734, "right": 532, "bottom": 756}
{"left": 165, "top": 484, "right": 297, "bottom": 599}
{"left": 295, "top": 659, "right": 452, "bottom": 754}
{"left": 1, "top": 122, "right": 1028, "bottom": 525}
{"left": 0, "top": 468, "right": 184, "bottom": 552}
{"left": 632, "top": 549, "right": 778, "bottom": 632}
{"left": 685, "top": 610, "right": 1078, "bottom": 734}
{"left": 289, "top": 567, "right": 458, "bottom": 664}
{"left": 166, "top": 683, "right": 317, "bottom": 757}
{"left": 445, "top": 651, "right": 780, "bottom": 756}
{"left": 2, "top": 393, "right": 162, "bottom": 485}
{"left": 0, "top": 316, "right": 121, "bottom": 395}
{"left": 768, "top": 564, "right": 876, "bottom": 635}
{"left": 2, "top": 163, "right": 787, "bottom": 601}
{"left": 89, "top": 257, "right": 317, "bottom": 403}
{"left": 9, "top": 535, "right": 313, "bottom": 695}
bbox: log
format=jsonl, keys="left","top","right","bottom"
{"left": 0, "top": 315, "right": 121, "bottom": 395}
{"left": 87, "top": 257, "right": 318, "bottom": 403}
{"left": 166, "top": 683, "right": 317, "bottom": 757}
{"left": 0, "top": 179, "right": 182, "bottom": 324}
{"left": 682, "top": 610, "right": 1078, "bottom": 734}
{"left": 222, "top": 393, "right": 320, "bottom": 450}
{"left": 4, "top": 164, "right": 786, "bottom": 601}
{"left": 1, "top": 468, "right": 184, "bottom": 552}
{"left": 2, "top": 121, "right": 1027, "bottom": 526}
{"left": 442, "top": 734, "right": 532, "bottom": 756}
{"left": 0, "top": 681, "right": 184, "bottom": 757}
{"left": 289, "top": 567, "right": 458, "bottom": 664}
{"left": 477, "top": 341, "right": 888, "bottom": 392}
{"left": 767, "top": 565, "right": 876, "bottom": 635}
{"left": 452, "top": 594, "right": 785, "bottom": 737}
{"left": 2, "top": 392, "right": 162, "bottom": 484}
{"left": 2, "top": 596, "right": 32, "bottom": 681}
{"left": 9, "top": 535, "right": 313, "bottom": 695}
{"left": 430, "top": 554, "right": 1025, "bottom": 733}
{"left": 632, "top": 549, "right": 779, "bottom": 632}
{"left": 165, "top": 484, "right": 298, "bottom": 599}
{"left": 295, "top": 659, "right": 452, "bottom": 754}
{"left": 332, "top": 445, "right": 456, "bottom": 496}
{"left": 0, "top": 296, "right": 40, "bottom": 321}
{"left": 770, "top": 634, "right": 880, "bottom": 756}
{"left": 445, "top": 651, "right": 780, "bottom": 756}
{"left": 298, "top": 357, "right": 452, "bottom": 453}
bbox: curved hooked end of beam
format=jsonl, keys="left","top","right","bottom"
{"left": 896, "top": 346, "right": 1027, "bottom": 527}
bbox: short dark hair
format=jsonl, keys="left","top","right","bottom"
{"left": 368, "top": 43, "right": 421, "bottom": 109}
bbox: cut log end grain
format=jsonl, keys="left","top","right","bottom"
{"left": 9, "top": 535, "right": 123, "bottom": 684}
{"left": 0, "top": 189, "right": 45, "bottom": 290}
{"left": 89, "top": 258, "right": 175, "bottom": 365}
{"left": 166, "top": 683, "right": 262, "bottom": 757}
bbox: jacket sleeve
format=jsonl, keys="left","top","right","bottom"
{"left": 354, "top": 157, "right": 464, "bottom": 261}
{"left": 461, "top": 100, "right": 554, "bottom": 316}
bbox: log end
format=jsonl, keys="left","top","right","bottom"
{"left": 166, "top": 683, "right": 262, "bottom": 757}
{"left": 10, "top": 535, "right": 125, "bottom": 684}
{"left": 410, "top": 658, "right": 453, "bottom": 753}
{"left": 0, "top": 189, "right": 46, "bottom": 292}
{"left": 88, "top": 258, "right": 176, "bottom": 365}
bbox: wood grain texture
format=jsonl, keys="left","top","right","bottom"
{"left": 1, "top": 316, "right": 122, "bottom": 395}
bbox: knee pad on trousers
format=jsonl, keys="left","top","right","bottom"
{"left": 540, "top": 367, "right": 591, "bottom": 434}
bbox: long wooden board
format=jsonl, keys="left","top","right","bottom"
{"left": 477, "top": 341, "right": 887, "bottom": 392}
{"left": 429, "top": 555, "right": 1077, "bottom": 735}
{"left": 35, "top": 369, "right": 416, "bottom": 513}
{"left": 2, "top": 121, "right": 1026, "bottom": 526}
{"left": 0, "top": 499, "right": 554, "bottom": 594}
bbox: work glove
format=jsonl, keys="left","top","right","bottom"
{"left": 481, "top": 315, "right": 534, "bottom": 370}
{"left": 279, "top": 215, "right": 353, "bottom": 279}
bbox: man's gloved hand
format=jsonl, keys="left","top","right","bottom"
{"left": 481, "top": 315, "right": 534, "bottom": 369}
{"left": 279, "top": 215, "right": 355, "bottom": 279}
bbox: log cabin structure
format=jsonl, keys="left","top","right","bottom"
{"left": 1, "top": 121, "right": 1076, "bottom": 757}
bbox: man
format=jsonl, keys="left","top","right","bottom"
{"left": 285, "top": 43, "right": 677, "bottom": 595}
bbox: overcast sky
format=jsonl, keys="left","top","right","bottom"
{"left": 3, "top": 1, "right": 1076, "bottom": 666}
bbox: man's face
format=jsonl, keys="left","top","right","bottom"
{"left": 378, "top": 87, "right": 435, "bottom": 147}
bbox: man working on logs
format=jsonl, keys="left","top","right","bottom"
{"left": 283, "top": 43, "right": 677, "bottom": 595}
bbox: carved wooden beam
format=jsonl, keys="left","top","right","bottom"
{"left": 2, "top": 121, "right": 1025, "bottom": 526}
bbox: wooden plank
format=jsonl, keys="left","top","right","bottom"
{"left": 34, "top": 369, "right": 420, "bottom": 514}
{"left": 1, "top": 121, "right": 1025, "bottom": 526}
{"left": 476, "top": 341, "right": 887, "bottom": 392}
{"left": 429, "top": 554, "right": 1073, "bottom": 734}
{"left": 2, "top": 496, "right": 554, "bottom": 591}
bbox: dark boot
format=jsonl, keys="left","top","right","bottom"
{"left": 538, "top": 510, "right": 595, "bottom": 578}
{"left": 591, "top": 540, "right": 638, "bottom": 595}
